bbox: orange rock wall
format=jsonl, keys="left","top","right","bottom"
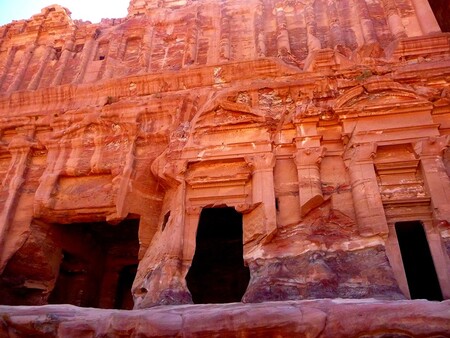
{"left": 0, "top": 0, "right": 449, "bottom": 323}
{"left": 0, "top": 0, "right": 442, "bottom": 91}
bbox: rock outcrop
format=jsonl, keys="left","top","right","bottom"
{"left": 1, "top": 300, "right": 450, "bottom": 337}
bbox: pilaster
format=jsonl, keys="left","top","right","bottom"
{"left": 275, "top": 5, "right": 291, "bottom": 55}
{"left": 356, "top": 0, "right": 378, "bottom": 44}
{"left": 73, "top": 37, "right": 97, "bottom": 84}
{"left": 33, "top": 124, "right": 71, "bottom": 219}
{"left": 7, "top": 44, "right": 36, "bottom": 93}
{"left": 410, "top": 0, "right": 441, "bottom": 35}
{"left": 245, "top": 152, "right": 277, "bottom": 240}
{"left": 414, "top": 136, "right": 450, "bottom": 223}
{"left": 0, "top": 127, "right": 36, "bottom": 268}
{"left": 51, "top": 39, "right": 75, "bottom": 86}
{"left": 294, "top": 147, "right": 326, "bottom": 216}
{"left": 27, "top": 45, "right": 54, "bottom": 90}
{"left": 345, "top": 143, "right": 388, "bottom": 237}
{"left": 382, "top": 0, "right": 407, "bottom": 39}
{"left": 183, "top": 206, "right": 202, "bottom": 264}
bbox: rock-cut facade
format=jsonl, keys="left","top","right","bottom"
{"left": 0, "top": 0, "right": 450, "bottom": 336}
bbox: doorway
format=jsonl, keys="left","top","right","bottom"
{"left": 395, "top": 221, "right": 443, "bottom": 301}
{"left": 48, "top": 219, "right": 140, "bottom": 308}
{"left": 428, "top": 0, "right": 450, "bottom": 32}
{"left": 114, "top": 264, "right": 138, "bottom": 310}
{"left": 186, "top": 207, "right": 250, "bottom": 303}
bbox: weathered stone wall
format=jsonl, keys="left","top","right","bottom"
{"left": 0, "top": 0, "right": 442, "bottom": 92}
{"left": 0, "top": 0, "right": 449, "bottom": 326}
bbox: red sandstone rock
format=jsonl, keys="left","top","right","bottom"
{"left": 1, "top": 300, "right": 449, "bottom": 337}
{"left": 0, "top": 1, "right": 449, "bottom": 334}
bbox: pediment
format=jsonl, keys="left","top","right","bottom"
{"left": 345, "top": 90, "right": 424, "bottom": 108}
{"left": 51, "top": 117, "right": 130, "bottom": 140}
{"left": 335, "top": 80, "right": 431, "bottom": 112}
{"left": 194, "top": 101, "right": 265, "bottom": 130}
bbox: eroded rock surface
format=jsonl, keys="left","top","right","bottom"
{"left": 244, "top": 246, "right": 405, "bottom": 303}
{"left": 1, "top": 300, "right": 449, "bottom": 337}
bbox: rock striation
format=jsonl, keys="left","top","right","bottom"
{"left": 0, "top": 0, "right": 449, "bottom": 335}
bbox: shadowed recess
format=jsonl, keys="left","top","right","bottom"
{"left": 395, "top": 221, "right": 443, "bottom": 301}
{"left": 428, "top": 0, "right": 450, "bottom": 32}
{"left": 49, "top": 219, "right": 140, "bottom": 309}
{"left": 186, "top": 207, "right": 250, "bottom": 304}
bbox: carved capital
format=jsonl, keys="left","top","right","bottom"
{"left": 344, "top": 142, "right": 377, "bottom": 167}
{"left": 151, "top": 152, "right": 187, "bottom": 187}
{"left": 414, "top": 136, "right": 449, "bottom": 157}
{"left": 235, "top": 203, "right": 251, "bottom": 213}
{"left": 245, "top": 153, "right": 276, "bottom": 171}
{"left": 436, "top": 219, "right": 449, "bottom": 232}
{"left": 294, "top": 146, "right": 326, "bottom": 167}
{"left": 7, "top": 135, "right": 37, "bottom": 152}
{"left": 186, "top": 206, "right": 202, "bottom": 215}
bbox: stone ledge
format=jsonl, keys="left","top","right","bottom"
{"left": 1, "top": 299, "right": 449, "bottom": 337}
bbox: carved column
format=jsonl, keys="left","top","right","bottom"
{"left": 183, "top": 8, "right": 199, "bottom": 66}
{"left": 295, "top": 147, "right": 325, "bottom": 216}
{"left": 0, "top": 46, "right": 16, "bottom": 89}
{"left": 356, "top": 0, "right": 378, "bottom": 44}
{"left": 245, "top": 153, "right": 277, "bottom": 241}
{"left": 135, "top": 157, "right": 192, "bottom": 308}
{"left": 0, "top": 130, "right": 35, "bottom": 267}
{"left": 345, "top": 143, "right": 388, "bottom": 237}
{"left": 381, "top": 0, "right": 407, "bottom": 39}
{"left": 7, "top": 44, "right": 36, "bottom": 93}
{"left": 136, "top": 180, "right": 192, "bottom": 308}
{"left": 219, "top": 0, "right": 231, "bottom": 61}
{"left": 414, "top": 137, "right": 450, "bottom": 222}
{"left": 274, "top": 156, "right": 301, "bottom": 227}
{"left": 275, "top": 5, "right": 291, "bottom": 55}
{"left": 90, "top": 126, "right": 106, "bottom": 174}
{"left": 143, "top": 26, "right": 154, "bottom": 73}
{"left": 73, "top": 37, "right": 97, "bottom": 84}
{"left": 51, "top": 39, "right": 75, "bottom": 86}
{"left": 27, "top": 45, "right": 54, "bottom": 90}
{"left": 33, "top": 135, "right": 71, "bottom": 218}
{"left": 183, "top": 206, "right": 202, "bottom": 266}
{"left": 413, "top": 137, "right": 450, "bottom": 299}
{"left": 327, "top": 0, "right": 345, "bottom": 47}
{"left": 410, "top": 0, "right": 441, "bottom": 35}
{"left": 255, "top": 0, "right": 266, "bottom": 57}
{"left": 64, "top": 132, "right": 83, "bottom": 176}
{"left": 304, "top": 3, "right": 321, "bottom": 52}
{"left": 114, "top": 133, "right": 137, "bottom": 221}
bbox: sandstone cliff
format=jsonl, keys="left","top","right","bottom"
{"left": 0, "top": 0, "right": 449, "bottom": 336}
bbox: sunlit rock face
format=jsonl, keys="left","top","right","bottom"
{"left": 0, "top": 0, "right": 450, "bottom": 336}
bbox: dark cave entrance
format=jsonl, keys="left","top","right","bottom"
{"left": 186, "top": 207, "right": 250, "bottom": 304}
{"left": 428, "top": 0, "right": 450, "bottom": 32}
{"left": 48, "top": 219, "right": 140, "bottom": 309}
{"left": 114, "top": 264, "right": 138, "bottom": 310}
{"left": 395, "top": 221, "right": 443, "bottom": 301}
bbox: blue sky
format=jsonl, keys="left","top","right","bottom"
{"left": 0, "top": 0, "right": 129, "bottom": 26}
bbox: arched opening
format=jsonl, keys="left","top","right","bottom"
{"left": 395, "top": 221, "right": 443, "bottom": 301}
{"left": 428, "top": 0, "right": 450, "bottom": 32}
{"left": 186, "top": 207, "right": 250, "bottom": 303}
